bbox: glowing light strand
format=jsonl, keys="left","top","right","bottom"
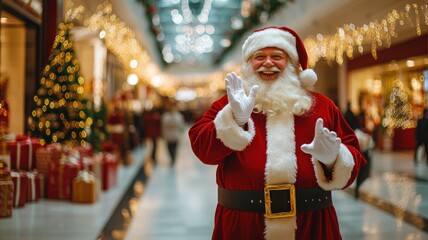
{"left": 304, "top": 3, "right": 428, "bottom": 67}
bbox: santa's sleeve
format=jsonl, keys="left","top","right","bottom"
{"left": 213, "top": 104, "right": 255, "bottom": 151}
{"left": 313, "top": 104, "right": 366, "bottom": 190}
{"left": 313, "top": 143, "right": 357, "bottom": 190}
{"left": 188, "top": 96, "right": 255, "bottom": 165}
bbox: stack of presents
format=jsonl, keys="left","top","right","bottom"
{"left": 0, "top": 135, "right": 119, "bottom": 218}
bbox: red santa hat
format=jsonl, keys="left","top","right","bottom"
{"left": 242, "top": 26, "right": 317, "bottom": 87}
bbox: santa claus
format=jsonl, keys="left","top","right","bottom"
{"left": 188, "top": 26, "right": 366, "bottom": 240}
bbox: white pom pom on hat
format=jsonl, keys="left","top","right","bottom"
{"left": 242, "top": 26, "right": 317, "bottom": 88}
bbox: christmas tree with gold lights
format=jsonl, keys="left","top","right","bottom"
{"left": 83, "top": 97, "right": 108, "bottom": 152}
{"left": 382, "top": 80, "right": 416, "bottom": 130}
{"left": 28, "top": 22, "right": 91, "bottom": 146}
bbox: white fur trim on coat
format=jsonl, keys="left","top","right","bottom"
{"left": 264, "top": 111, "right": 297, "bottom": 240}
{"left": 213, "top": 104, "right": 255, "bottom": 151}
{"left": 312, "top": 144, "right": 355, "bottom": 190}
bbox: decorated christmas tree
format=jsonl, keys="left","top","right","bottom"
{"left": 28, "top": 22, "right": 91, "bottom": 146}
{"left": 382, "top": 80, "right": 416, "bottom": 130}
{"left": 82, "top": 97, "right": 108, "bottom": 152}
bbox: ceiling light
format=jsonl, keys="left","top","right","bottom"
{"left": 127, "top": 73, "right": 138, "bottom": 86}
{"left": 156, "top": 33, "right": 165, "bottom": 41}
{"left": 231, "top": 17, "right": 243, "bottom": 30}
{"left": 205, "top": 25, "right": 215, "bottom": 34}
{"left": 406, "top": 60, "right": 415, "bottom": 67}
{"left": 196, "top": 25, "right": 205, "bottom": 34}
{"left": 175, "top": 89, "right": 197, "bottom": 102}
{"left": 130, "top": 59, "right": 138, "bottom": 69}
{"left": 151, "top": 76, "right": 164, "bottom": 87}
{"left": 163, "top": 52, "right": 174, "bottom": 63}
{"left": 220, "top": 39, "right": 231, "bottom": 47}
{"left": 99, "top": 30, "right": 106, "bottom": 39}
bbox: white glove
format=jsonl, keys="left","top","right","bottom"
{"left": 225, "top": 72, "right": 259, "bottom": 126}
{"left": 301, "top": 118, "right": 341, "bottom": 168}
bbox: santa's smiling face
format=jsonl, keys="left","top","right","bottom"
{"left": 249, "top": 47, "right": 288, "bottom": 82}
{"left": 241, "top": 46, "right": 313, "bottom": 116}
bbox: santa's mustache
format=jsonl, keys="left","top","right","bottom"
{"left": 256, "top": 66, "right": 280, "bottom": 73}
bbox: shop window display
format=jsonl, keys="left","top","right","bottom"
{"left": 348, "top": 55, "right": 428, "bottom": 150}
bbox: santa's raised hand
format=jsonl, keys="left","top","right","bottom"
{"left": 301, "top": 118, "right": 341, "bottom": 168}
{"left": 225, "top": 72, "right": 259, "bottom": 126}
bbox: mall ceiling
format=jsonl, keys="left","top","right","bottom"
{"left": 134, "top": 0, "right": 289, "bottom": 70}
{"left": 108, "top": 0, "right": 427, "bottom": 74}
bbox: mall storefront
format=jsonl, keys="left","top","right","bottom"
{"left": 347, "top": 34, "right": 428, "bottom": 151}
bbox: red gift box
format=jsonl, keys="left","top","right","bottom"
{"left": 0, "top": 176, "right": 13, "bottom": 218}
{"left": 8, "top": 135, "right": 42, "bottom": 171}
{"left": 11, "top": 171, "right": 28, "bottom": 207}
{"left": 35, "top": 143, "right": 62, "bottom": 176}
{"left": 46, "top": 159, "right": 81, "bottom": 200}
{"left": 26, "top": 171, "right": 44, "bottom": 202}
{"left": 101, "top": 142, "right": 116, "bottom": 152}
{"left": 101, "top": 142, "right": 121, "bottom": 165}
{"left": 101, "top": 152, "right": 118, "bottom": 191}
{"left": 75, "top": 144, "right": 93, "bottom": 158}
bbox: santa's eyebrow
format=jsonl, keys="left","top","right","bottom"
{"left": 272, "top": 50, "right": 286, "bottom": 55}
{"left": 253, "top": 51, "right": 265, "bottom": 55}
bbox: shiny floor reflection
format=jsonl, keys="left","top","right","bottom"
{"left": 125, "top": 133, "right": 428, "bottom": 240}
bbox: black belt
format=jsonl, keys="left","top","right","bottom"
{"left": 218, "top": 184, "right": 332, "bottom": 218}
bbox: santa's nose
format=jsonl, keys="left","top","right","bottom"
{"left": 263, "top": 58, "right": 274, "bottom": 67}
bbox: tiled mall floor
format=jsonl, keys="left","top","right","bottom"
{"left": 125, "top": 133, "right": 428, "bottom": 240}
{"left": 3, "top": 130, "right": 428, "bottom": 240}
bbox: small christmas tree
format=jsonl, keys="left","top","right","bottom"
{"left": 382, "top": 80, "right": 416, "bottom": 130}
{"left": 28, "top": 22, "right": 91, "bottom": 146}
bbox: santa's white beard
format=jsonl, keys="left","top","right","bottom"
{"left": 241, "top": 63, "right": 312, "bottom": 116}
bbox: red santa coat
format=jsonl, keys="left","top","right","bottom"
{"left": 188, "top": 91, "right": 366, "bottom": 240}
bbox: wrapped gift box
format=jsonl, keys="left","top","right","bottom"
{"left": 81, "top": 156, "right": 101, "bottom": 200}
{"left": 101, "top": 142, "right": 117, "bottom": 153}
{"left": 0, "top": 165, "right": 13, "bottom": 218}
{"left": 0, "top": 154, "right": 10, "bottom": 171}
{"left": 8, "top": 136, "right": 42, "bottom": 171}
{"left": 101, "top": 152, "right": 118, "bottom": 191}
{"left": 72, "top": 170, "right": 97, "bottom": 204}
{"left": 75, "top": 144, "right": 93, "bottom": 158}
{"left": 35, "top": 143, "right": 62, "bottom": 176}
{"left": 11, "top": 171, "right": 28, "bottom": 207}
{"left": 0, "top": 177, "right": 13, "bottom": 218}
{"left": 46, "top": 158, "right": 81, "bottom": 200}
{"left": 101, "top": 142, "right": 121, "bottom": 166}
{"left": 26, "top": 171, "right": 44, "bottom": 202}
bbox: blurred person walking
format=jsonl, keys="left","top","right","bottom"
{"left": 415, "top": 108, "right": 428, "bottom": 164}
{"left": 142, "top": 108, "right": 162, "bottom": 164}
{"left": 161, "top": 102, "right": 185, "bottom": 165}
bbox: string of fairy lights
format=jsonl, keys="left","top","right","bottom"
{"left": 304, "top": 3, "right": 428, "bottom": 67}
{"left": 66, "top": 1, "right": 428, "bottom": 98}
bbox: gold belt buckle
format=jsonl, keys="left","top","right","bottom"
{"left": 264, "top": 183, "right": 296, "bottom": 218}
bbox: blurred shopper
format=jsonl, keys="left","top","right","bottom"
{"left": 344, "top": 101, "right": 359, "bottom": 130}
{"left": 415, "top": 108, "right": 428, "bottom": 163}
{"left": 188, "top": 26, "right": 365, "bottom": 240}
{"left": 354, "top": 128, "right": 375, "bottom": 198}
{"left": 106, "top": 104, "right": 129, "bottom": 164}
{"left": 161, "top": 102, "right": 185, "bottom": 165}
{"left": 142, "top": 108, "right": 162, "bottom": 164}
